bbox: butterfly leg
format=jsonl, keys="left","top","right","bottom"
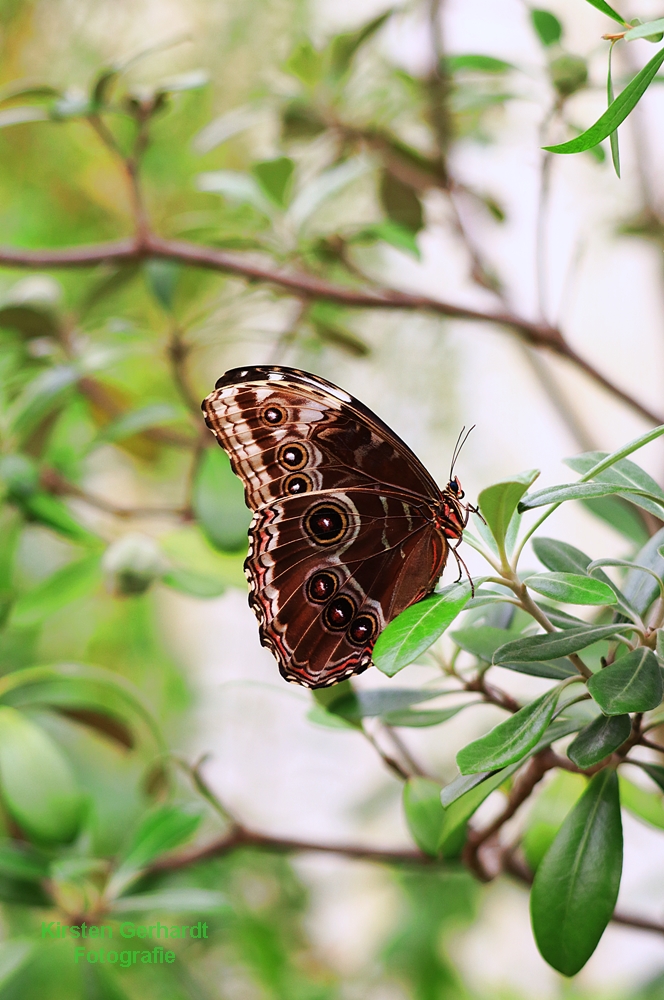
{"left": 451, "top": 543, "right": 475, "bottom": 597}
{"left": 463, "top": 500, "right": 485, "bottom": 527}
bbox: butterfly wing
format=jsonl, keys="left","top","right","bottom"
{"left": 202, "top": 365, "right": 441, "bottom": 510}
{"left": 247, "top": 488, "right": 448, "bottom": 687}
{"left": 202, "top": 365, "right": 449, "bottom": 687}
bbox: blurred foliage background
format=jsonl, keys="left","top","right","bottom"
{"left": 1, "top": 0, "right": 664, "bottom": 997}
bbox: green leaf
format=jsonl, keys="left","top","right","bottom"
{"left": 21, "top": 491, "right": 97, "bottom": 544}
{"left": 0, "top": 82, "right": 60, "bottom": 105}
{"left": 0, "top": 662, "right": 166, "bottom": 757}
{"left": 530, "top": 771, "right": 622, "bottom": 976}
{"left": 588, "top": 558, "right": 663, "bottom": 601}
{"left": 608, "top": 42, "right": 620, "bottom": 177}
{"left": 403, "top": 777, "right": 445, "bottom": 856}
{"left": 439, "top": 761, "right": 522, "bottom": 856}
{"left": 536, "top": 604, "right": 586, "bottom": 630}
{"left": 580, "top": 495, "right": 649, "bottom": 545}
{"left": 157, "top": 69, "right": 209, "bottom": 93}
{"left": 565, "top": 451, "right": 664, "bottom": 520}
{"left": 532, "top": 537, "right": 593, "bottom": 574}
{"left": 442, "top": 719, "right": 581, "bottom": 807}
{"left": 289, "top": 157, "right": 372, "bottom": 229}
{"left": 194, "top": 102, "right": 265, "bottom": 154}
{"left": 111, "top": 888, "right": 227, "bottom": 912}
{"left": 373, "top": 582, "right": 472, "bottom": 676}
{"left": 567, "top": 713, "right": 631, "bottom": 767}
{"left": 92, "top": 403, "right": 182, "bottom": 447}
{"left": 333, "top": 687, "right": 453, "bottom": 720}
{"left": 196, "top": 170, "right": 273, "bottom": 216}
{"left": 109, "top": 805, "right": 202, "bottom": 897}
{"left": 252, "top": 157, "right": 295, "bottom": 208}
{"left": 383, "top": 704, "right": 474, "bottom": 727}
{"left": 523, "top": 770, "right": 587, "bottom": 870}
{"left": 10, "top": 554, "right": 102, "bottom": 628}
{"left": 496, "top": 658, "right": 578, "bottom": 679}
{"left": 351, "top": 221, "right": 421, "bottom": 259}
{"left": 456, "top": 688, "right": 560, "bottom": 775}
{"left": 568, "top": 444, "right": 664, "bottom": 488}
{"left": 531, "top": 9, "right": 563, "bottom": 46}
{"left": 544, "top": 46, "right": 664, "bottom": 154}
{"left": 0, "top": 107, "right": 48, "bottom": 128}
{"left": 0, "top": 454, "right": 39, "bottom": 500}
{"left": 527, "top": 573, "right": 616, "bottom": 606}
{"left": 583, "top": 0, "right": 626, "bottom": 26}
{"left": 91, "top": 66, "right": 119, "bottom": 108}
{"left": 520, "top": 481, "right": 664, "bottom": 511}
{"left": 284, "top": 39, "right": 323, "bottom": 86}
{"left": 588, "top": 648, "right": 663, "bottom": 714}
{"left": 306, "top": 704, "right": 357, "bottom": 729}
{"left": 160, "top": 567, "right": 225, "bottom": 598}
{"left": 478, "top": 470, "right": 539, "bottom": 551}
{"left": 450, "top": 625, "right": 513, "bottom": 661}
{"left": 0, "top": 840, "right": 48, "bottom": 881}
{"left": 379, "top": 172, "right": 423, "bottom": 233}
{"left": 623, "top": 527, "right": 664, "bottom": 614}
{"left": 632, "top": 761, "right": 664, "bottom": 793}
{"left": 446, "top": 54, "right": 514, "bottom": 73}
{"left": 624, "top": 18, "right": 664, "bottom": 41}
{"left": 0, "top": 940, "right": 35, "bottom": 990}
{"left": 9, "top": 365, "right": 79, "bottom": 441}
{"left": 0, "top": 706, "right": 83, "bottom": 843}
{"left": 143, "top": 260, "right": 181, "bottom": 311}
{"left": 0, "top": 303, "right": 59, "bottom": 339}
{"left": 309, "top": 302, "right": 370, "bottom": 357}
{"left": 192, "top": 446, "right": 250, "bottom": 553}
{"left": 328, "top": 10, "right": 393, "bottom": 79}
{"left": 619, "top": 775, "right": 664, "bottom": 829}
{"left": 493, "top": 625, "right": 630, "bottom": 664}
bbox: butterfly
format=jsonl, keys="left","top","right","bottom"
{"left": 201, "top": 366, "right": 475, "bottom": 689}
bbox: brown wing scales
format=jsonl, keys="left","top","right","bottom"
{"left": 201, "top": 366, "right": 452, "bottom": 688}
{"left": 245, "top": 489, "right": 447, "bottom": 687}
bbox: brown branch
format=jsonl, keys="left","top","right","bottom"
{"left": 145, "top": 820, "right": 664, "bottom": 939}
{"left": 149, "top": 826, "right": 434, "bottom": 873}
{"left": 168, "top": 325, "right": 202, "bottom": 416}
{"left": 463, "top": 749, "right": 556, "bottom": 881}
{"left": 0, "top": 234, "right": 659, "bottom": 425}
{"left": 40, "top": 466, "right": 191, "bottom": 520}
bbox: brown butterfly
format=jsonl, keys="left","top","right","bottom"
{"left": 201, "top": 366, "right": 475, "bottom": 689}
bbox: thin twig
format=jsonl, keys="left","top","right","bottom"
{"left": 40, "top": 467, "right": 190, "bottom": 520}
{"left": 143, "top": 814, "right": 664, "bottom": 939}
{"left": 0, "top": 234, "right": 658, "bottom": 425}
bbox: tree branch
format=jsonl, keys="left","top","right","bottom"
{"left": 146, "top": 819, "right": 664, "bottom": 938}
{"left": 40, "top": 466, "right": 191, "bottom": 520}
{"left": 0, "top": 233, "right": 658, "bottom": 425}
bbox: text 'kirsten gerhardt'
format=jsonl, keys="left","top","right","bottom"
{"left": 41, "top": 919, "right": 210, "bottom": 967}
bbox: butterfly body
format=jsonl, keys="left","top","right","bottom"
{"left": 202, "top": 366, "right": 471, "bottom": 688}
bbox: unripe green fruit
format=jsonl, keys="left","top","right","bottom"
{"left": 0, "top": 454, "right": 39, "bottom": 501}
{"left": 102, "top": 533, "right": 166, "bottom": 596}
{"left": 550, "top": 54, "right": 588, "bottom": 97}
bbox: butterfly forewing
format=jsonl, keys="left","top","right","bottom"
{"left": 202, "top": 365, "right": 457, "bottom": 688}
{"left": 202, "top": 366, "right": 441, "bottom": 509}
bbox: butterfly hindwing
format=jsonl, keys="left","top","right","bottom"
{"left": 246, "top": 488, "right": 448, "bottom": 687}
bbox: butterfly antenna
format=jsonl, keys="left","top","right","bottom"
{"left": 449, "top": 424, "right": 475, "bottom": 480}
